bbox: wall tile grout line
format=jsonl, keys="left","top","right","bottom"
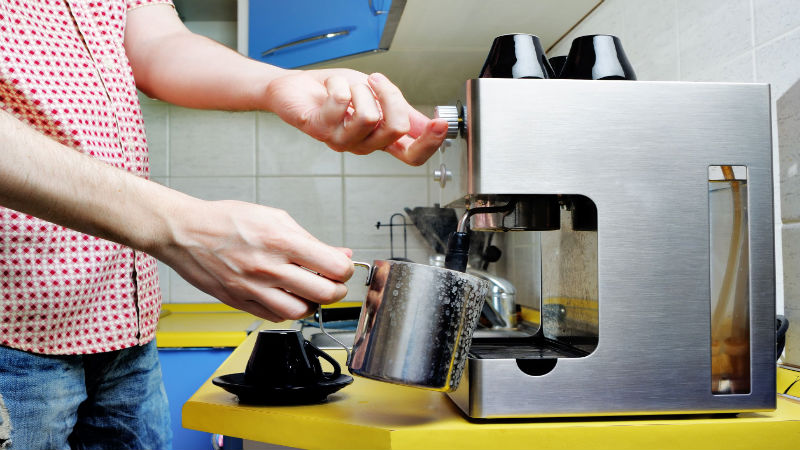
{"left": 750, "top": 0, "right": 758, "bottom": 82}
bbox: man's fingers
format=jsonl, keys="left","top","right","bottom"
{"left": 384, "top": 119, "right": 448, "bottom": 166}
{"left": 274, "top": 264, "right": 348, "bottom": 305}
{"left": 283, "top": 235, "right": 354, "bottom": 283}
{"left": 362, "top": 73, "right": 411, "bottom": 148}
{"left": 253, "top": 288, "right": 316, "bottom": 321}
{"left": 318, "top": 76, "right": 351, "bottom": 128}
{"left": 330, "top": 83, "right": 381, "bottom": 147}
{"left": 234, "top": 299, "right": 283, "bottom": 322}
{"left": 407, "top": 107, "right": 435, "bottom": 138}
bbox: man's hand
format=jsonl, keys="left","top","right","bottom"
{"left": 264, "top": 69, "right": 449, "bottom": 166}
{"left": 156, "top": 199, "right": 355, "bottom": 322}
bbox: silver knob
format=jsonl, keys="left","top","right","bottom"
{"left": 433, "top": 164, "right": 453, "bottom": 188}
{"left": 434, "top": 105, "right": 461, "bottom": 139}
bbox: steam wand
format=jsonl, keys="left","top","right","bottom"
{"left": 444, "top": 201, "right": 517, "bottom": 272}
{"left": 444, "top": 201, "right": 517, "bottom": 328}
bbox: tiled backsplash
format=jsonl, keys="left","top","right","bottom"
{"left": 549, "top": 0, "right": 800, "bottom": 98}
{"left": 140, "top": 96, "right": 438, "bottom": 303}
{"left": 547, "top": 0, "right": 800, "bottom": 315}
{"left": 779, "top": 80, "right": 800, "bottom": 365}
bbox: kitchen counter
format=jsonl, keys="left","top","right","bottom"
{"left": 183, "top": 326, "right": 800, "bottom": 450}
{"left": 156, "top": 303, "right": 263, "bottom": 348}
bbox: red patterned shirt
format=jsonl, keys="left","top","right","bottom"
{"left": 0, "top": 0, "right": 172, "bottom": 354}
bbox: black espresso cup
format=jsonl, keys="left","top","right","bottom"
{"left": 479, "top": 33, "right": 555, "bottom": 79}
{"left": 560, "top": 34, "right": 636, "bottom": 80}
{"left": 245, "top": 330, "right": 341, "bottom": 388}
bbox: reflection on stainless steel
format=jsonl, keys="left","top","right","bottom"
{"left": 438, "top": 79, "right": 774, "bottom": 418}
{"left": 347, "top": 260, "right": 489, "bottom": 392}
{"left": 467, "top": 268, "right": 517, "bottom": 329}
{"left": 540, "top": 205, "right": 598, "bottom": 347}
{"left": 470, "top": 195, "right": 561, "bottom": 231}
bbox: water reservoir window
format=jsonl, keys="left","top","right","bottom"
{"left": 708, "top": 165, "right": 750, "bottom": 395}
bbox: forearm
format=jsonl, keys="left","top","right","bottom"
{"left": 0, "top": 109, "right": 192, "bottom": 255}
{"left": 125, "top": 5, "right": 289, "bottom": 111}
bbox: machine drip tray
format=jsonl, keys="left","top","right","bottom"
{"left": 468, "top": 336, "right": 594, "bottom": 359}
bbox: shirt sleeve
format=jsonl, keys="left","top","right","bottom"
{"left": 126, "top": 0, "right": 175, "bottom": 11}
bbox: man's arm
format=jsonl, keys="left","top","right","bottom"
{"left": 0, "top": 109, "right": 353, "bottom": 321}
{"left": 123, "top": 4, "right": 448, "bottom": 166}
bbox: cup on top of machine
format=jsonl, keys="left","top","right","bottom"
{"left": 559, "top": 34, "right": 636, "bottom": 80}
{"left": 479, "top": 33, "right": 556, "bottom": 79}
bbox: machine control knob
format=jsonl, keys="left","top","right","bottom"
{"left": 434, "top": 105, "right": 462, "bottom": 139}
{"left": 433, "top": 164, "right": 453, "bottom": 188}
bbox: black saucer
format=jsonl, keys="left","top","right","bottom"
{"left": 212, "top": 373, "right": 353, "bottom": 405}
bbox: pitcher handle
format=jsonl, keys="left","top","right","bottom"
{"left": 314, "top": 261, "right": 372, "bottom": 368}
{"left": 352, "top": 261, "right": 374, "bottom": 285}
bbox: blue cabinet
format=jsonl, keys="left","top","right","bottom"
{"left": 247, "top": 0, "right": 399, "bottom": 68}
{"left": 159, "top": 347, "right": 234, "bottom": 450}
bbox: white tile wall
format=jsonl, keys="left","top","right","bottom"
{"left": 169, "top": 107, "right": 256, "bottom": 177}
{"left": 140, "top": 96, "right": 438, "bottom": 303}
{"left": 756, "top": 27, "right": 800, "bottom": 99}
{"left": 256, "top": 113, "right": 341, "bottom": 176}
{"left": 782, "top": 223, "right": 800, "bottom": 364}
{"left": 549, "top": 0, "right": 800, "bottom": 88}
{"left": 343, "top": 151, "right": 429, "bottom": 176}
{"left": 142, "top": 103, "right": 168, "bottom": 177}
{"left": 622, "top": 0, "right": 679, "bottom": 81}
{"left": 687, "top": 51, "right": 755, "bottom": 83}
{"left": 170, "top": 177, "right": 257, "bottom": 203}
{"left": 546, "top": 0, "right": 800, "bottom": 317}
{"left": 256, "top": 176, "right": 344, "bottom": 246}
{"left": 343, "top": 176, "right": 430, "bottom": 250}
{"left": 779, "top": 79, "right": 800, "bottom": 365}
{"left": 677, "top": 0, "right": 753, "bottom": 81}
{"left": 753, "top": 0, "right": 800, "bottom": 46}
{"left": 779, "top": 80, "right": 800, "bottom": 223}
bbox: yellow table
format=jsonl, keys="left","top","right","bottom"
{"left": 183, "top": 328, "right": 800, "bottom": 450}
{"left": 156, "top": 303, "right": 263, "bottom": 348}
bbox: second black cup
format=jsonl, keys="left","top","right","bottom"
{"left": 479, "top": 33, "right": 555, "bottom": 79}
{"left": 560, "top": 34, "right": 636, "bottom": 80}
{"left": 245, "top": 329, "right": 341, "bottom": 388}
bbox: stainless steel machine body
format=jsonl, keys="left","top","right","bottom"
{"left": 437, "top": 79, "right": 775, "bottom": 418}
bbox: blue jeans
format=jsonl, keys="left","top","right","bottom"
{"left": 0, "top": 341, "right": 172, "bottom": 450}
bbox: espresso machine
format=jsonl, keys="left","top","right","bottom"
{"left": 432, "top": 78, "right": 775, "bottom": 418}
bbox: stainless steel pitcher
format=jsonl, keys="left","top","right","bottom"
{"left": 347, "top": 260, "right": 490, "bottom": 392}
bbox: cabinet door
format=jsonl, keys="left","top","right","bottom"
{"left": 248, "top": 0, "right": 392, "bottom": 68}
